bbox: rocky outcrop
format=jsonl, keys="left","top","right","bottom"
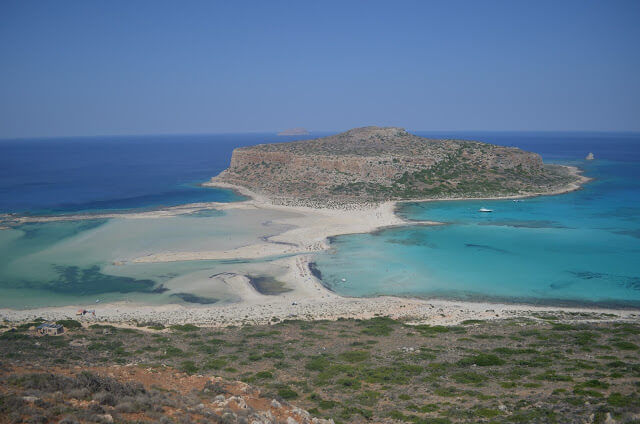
{"left": 211, "top": 126, "right": 581, "bottom": 205}
{"left": 0, "top": 366, "right": 333, "bottom": 424}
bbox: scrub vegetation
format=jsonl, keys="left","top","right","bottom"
{"left": 1, "top": 315, "right": 639, "bottom": 423}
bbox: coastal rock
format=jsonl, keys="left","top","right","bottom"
{"left": 211, "top": 126, "right": 581, "bottom": 206}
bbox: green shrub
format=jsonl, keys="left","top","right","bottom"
{"left": 452, "top": 371, "right": 488, "bottom": 385}
{"left": 56, "top": 319, "right": 82, "bottom": 329}
{"left": 170, "top": 324, "right": 199, "bottom": 332}
{"left": 575, "top": 379, "right": 609, "bottom": 390}
{"left": 306, "top": 355, "right": 331, "bottom": 371}
{"left": 359, "top": 319, "right": 395, "bottom": 336}
{"left": 161, "top": 346, "right": 184, "bottom": 357}
{"left": 262, "top": 350, "right": 285, "bottom": 359}
{"left": 474, "top": 408, "right": 501, "bottom": 418}
{"left": 607, "top": 392, "right": 635, "bottom": 407}
{"left": 318, "top": 399, "right": 338, "bottom": 409}
{"left": 354, "top": 390, "right": 381, "bottom": 406}
{"left": 534, "top": 371, "right": 573, "bottom": 382}
{"left": 612, "top": 341, "right": 638, "bottom": 351}
{"left": 458, "top": 354, "right": 505, "bottom": 367}
{"left": 180, "top": 361, "right": 198, "bottom": 374}
{"left": 254, "top": 371, "right": 273, "bottom": 379}
{"left": 147, "top": 325, "right": 165, "bottom": 330}
{"left": 89, "top": 324, "right": 115, "bottom": 330}
{"left": 0, "top": 332, "right": 29, "bottom": 340}
{"left": 434, "top": 386, "right": 459, "bottom": 397}
{"left": 339, "top": 350, "right": 370, "bottom": 363}
{"left": 408, "top": 403, "right": 439, "bottom": 413}
{"left": 278, "top": 387, "right": 299, "bottom": 400}
{"left": 87, "top": 341, "right": 128, "bottom": 356}
{"left": 205, "top": 359, "right": 228, "bottom": 370}
{"left": 413, "top": 324, "right": 450, "bottom": 334}
{"left": 492, "top": 347, "right": 538, "bottom": 355}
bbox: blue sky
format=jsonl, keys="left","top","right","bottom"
{"left": 1, "top": 0, "right": 639, "bottom": 138}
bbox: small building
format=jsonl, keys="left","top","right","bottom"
{"left": 36, "top": 323, "right": 64, "bottom": 336}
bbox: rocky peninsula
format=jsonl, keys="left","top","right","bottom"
{"left": 211, "top": 126, "right": 586, "bottom": 206}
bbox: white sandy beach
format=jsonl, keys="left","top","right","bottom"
{"left": 1, "top": 284, "right": 638, "bottom": 328}
{"left": 2, "top": 165, "right": 635, "bottom": 328}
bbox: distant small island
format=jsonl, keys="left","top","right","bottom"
{"left": 277, "top": 127, "right": 309, "bottom": 136}
{"left": 211, "top": 126, "right": 587, "bottom": 206}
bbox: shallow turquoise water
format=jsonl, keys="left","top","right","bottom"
{"left": 0, "top": 208, "right": 298, "bottom": 308}
{"left": 314, "top": 151, "right": 640, "bottom": 308}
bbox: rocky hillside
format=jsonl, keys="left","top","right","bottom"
{"left": 0, "top": 366, "right": 333, "bottom": 424}
{"left": 211, "top": 127, "right": 581, "bottom": 205}
{"left": 2, "top": 317, "right": 639, "bottom": 423}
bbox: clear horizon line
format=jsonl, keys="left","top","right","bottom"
{"left": 2, "top": 128, "right": 640, "bottom": 141}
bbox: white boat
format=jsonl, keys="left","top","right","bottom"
{"left": 478, "top": 208, "right": 493, "bottom": 213}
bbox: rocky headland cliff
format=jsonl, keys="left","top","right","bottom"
{"left": 210, "top": 127, "right": 583, "bottom": 206}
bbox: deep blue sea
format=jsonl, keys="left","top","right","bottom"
{"left": 0, "top": 133, "right": 320, "bottom": 214}
{"left": 1, "top": 131, "right": 639, "bottom": 308}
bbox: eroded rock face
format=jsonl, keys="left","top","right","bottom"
{"left": 212, "top": 126, "right": 577, "bottom": 205}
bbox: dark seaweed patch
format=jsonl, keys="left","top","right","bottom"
{"left": 308, "top": 262, "right": 323, "bottom": 280}
{"left": 464, "top": 243, "right": 510, "bottom": 254}
{"left": 570, "top": 271, "right": 607, "bottom": 280}
{"left": 209, "top": 272, "right": 238, "bottom": 279}
{"left": 477, "top": 220, "right": 568, "bottom": 229}
{"left": 44, "top": 265, "right": 156, "bottom": 295}
{"left": 567, "top": 271, "right": 640, "bottom": 291}
{"left": 151, "top": 284, "right": 169, "bottom": 294}
{"left": 612, "top": 229, "right": 640, "bottom": 239}
{"left": 170, "top": 293, "right": 218, "bottom": 304}
{"left": 597, "top": 207, "right": 640, "bottom": 221}
{"left": 259, "top": 235, "right": 297, "bottom": 247}
{"left": 622, "top": 276, "right": 640, "bottom": 290}
{"left": 19, "top": 219, "right": 107, "bottom": 240}
{"left": 180, "top": 209, "right": 224, "bottom": 218}
{"left": 386, "top": 232, "right": 437, "bottom": 248}
{"left": 247, "top": 275, "right": 292, "bottom": 295}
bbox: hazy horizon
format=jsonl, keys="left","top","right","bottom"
{"left": 3, "top": 128, "right": 640, "bottom": 142}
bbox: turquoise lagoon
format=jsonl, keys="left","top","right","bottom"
{"left": 314, "top": 155, "right": 640, "bottom": 308}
